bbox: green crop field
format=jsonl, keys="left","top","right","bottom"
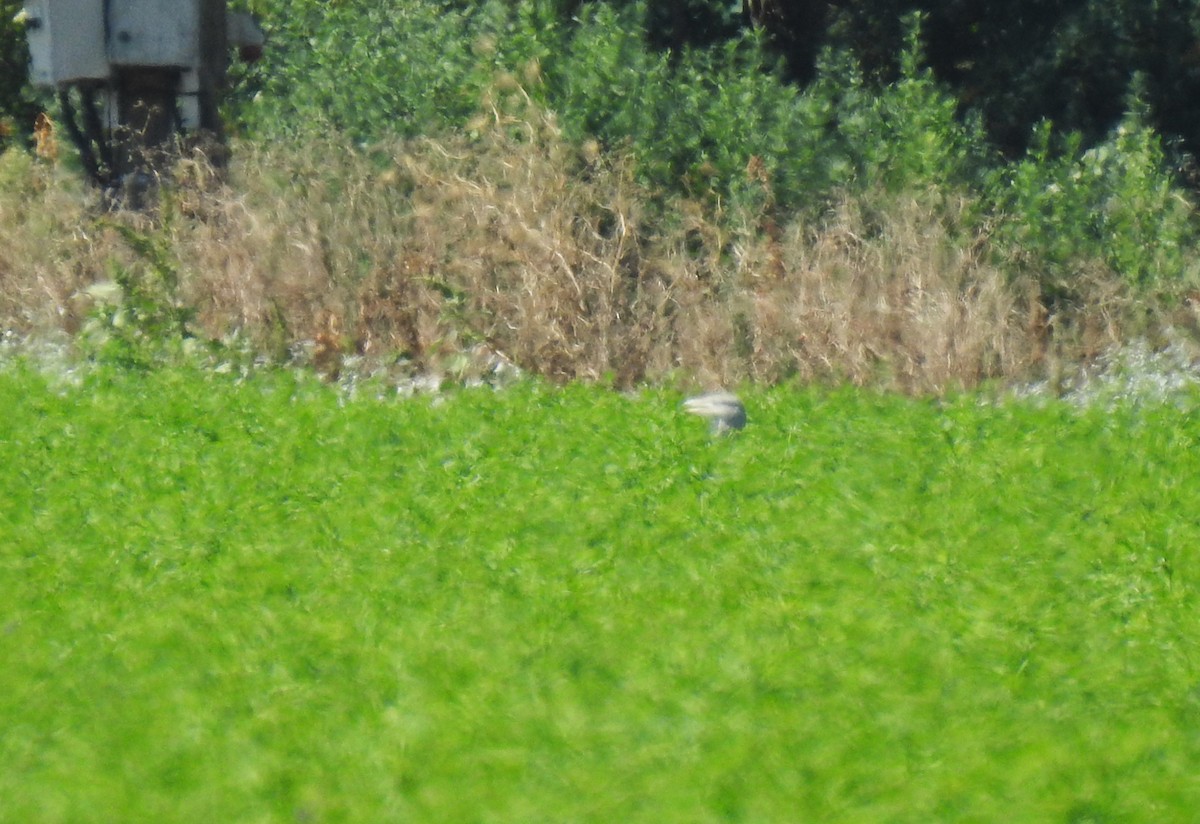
{"left": 3, "top": 363, "right": 1200, "bottom": 822}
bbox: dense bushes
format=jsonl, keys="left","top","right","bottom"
{"left": 231, "top": 4, "right": 983, "bottom": 204}
{"left": 236, "top": 0, "right": 1200, "bottom": 165}
{"left": 4, "top": 0, "right": 1200, "bottom": 390}
{"left": 233, "top": 1, "right": 1200, "bottom": 292}
{"left": 989, "top": 103, "right": 1200, "bottom": 292}
{"left": 233, "top": 0, "right": 551, "bottom": 141}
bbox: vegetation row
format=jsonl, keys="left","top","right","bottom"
{"left": 2, "top": 0, "right": 1200, "bottom": 390}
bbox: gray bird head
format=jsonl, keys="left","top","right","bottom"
{"left": 683, "top": 391, "right": 746, "bottom": 434}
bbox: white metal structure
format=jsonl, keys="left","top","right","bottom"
{"left": 23, "top": 0, "right": 108, "bottom": 87}
{"left": 20, "top": 0, "right": 262, "bottom": 198}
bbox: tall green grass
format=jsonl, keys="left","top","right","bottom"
{"left": 3, "top": 363, "right": 1200, "bottom": 821}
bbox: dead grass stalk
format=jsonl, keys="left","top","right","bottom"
{"left": 0, "top": 103, "right": 1167, "bottom": 393}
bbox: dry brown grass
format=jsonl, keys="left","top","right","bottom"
{"left": 0, "top": 104, "right": 1169, "bottom": 393}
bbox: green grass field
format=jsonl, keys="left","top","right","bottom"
{"left": 3, "top": 363, "right": 1200, "bottom": 822}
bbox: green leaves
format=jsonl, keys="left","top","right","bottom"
{"left": 988, "top": 91, "right": 1200, "bottom": 291}
{"left": 80, "top": 219, "right": 197, "bottom": 370}
{"left": 236, "top": 0, "right": 547, "bottom": 142}
{"left": 230, "top": 0, "right": 1200, "bottom": 296}
{"left": 812, "top": 14, "right": 989, "bottom": 196}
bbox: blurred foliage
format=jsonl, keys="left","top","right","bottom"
{"left": 4, "top": 0, "right": 1200, "bottom": 293}
{"left": 230, "top": 2, "right": 991, "bottom": 211}
{"left": 0, "top": 0, "right": 41, "bottom": 152}
{"left": 229, "top": 0, "right": 549, "bottom": 140}
{"left": 8, "top": 0, "right": 1200, "bottom": 163}
{"left": 986, "top": 86, "right": 1200, "bottom": 292}
{"left": 757, "top": 0, "right": 1200, "bottom": 162}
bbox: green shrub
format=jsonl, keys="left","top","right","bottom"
{"left": 988, "top": 86, "right": 1200, "bottom": 291}
{"left": 233, "top": 0, "right": 553, "bottom": 141}
{"left": 814, "top": 14, "right": 990, "bottom": 195}
{"left": 527, "top": 7, "right": 991, "bottom": 211}
{"left": 541, "top": 4, "right": 833, "bottom": 212}
{"left": 233, "top": 3, "right": 998, "bottom": 213}
{"left": 81, "top": 216, "right": 200, "bottom": 370}
{"left": 236, "top": 0, "right": 822, "bottom": 209}
{"left": 0, "top": 0, "right": 42, "bottom": 152}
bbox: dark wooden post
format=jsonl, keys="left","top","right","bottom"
{"left": 197, "top": 0, "right": 229, "bottom": 138}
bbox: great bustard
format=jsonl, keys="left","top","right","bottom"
{"left": 683, "top": 391, "right": 747, "bottom": 434}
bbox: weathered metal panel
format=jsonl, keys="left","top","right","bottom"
{"left": 23, "top": 0, "right": 110, "bottom": 87}
{"left": 107, "top": 0, "right": 200, "bottom": 67}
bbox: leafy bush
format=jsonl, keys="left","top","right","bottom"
{"left": 80, "top": 216, "right": 199, "bottom": 370}
{"left": 236, "top": 0, "right": 816, "bottom": 207}
{"left": 0, "top": 0, "right": 42, "bottom": 151}
{"left": 988, "top": 87, "right": 1200, "bottom": 292}
{"left": 539, "top": 4, "right": 835, "bottom": 211}
{"left": 235, "top": 2, "right": 992, "bottom": 213}
{"left": 813, "top": 14, "right": 990, "bottom": 195}
{"left": 234, "top": 0, "right": 552, "bottom": 141}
